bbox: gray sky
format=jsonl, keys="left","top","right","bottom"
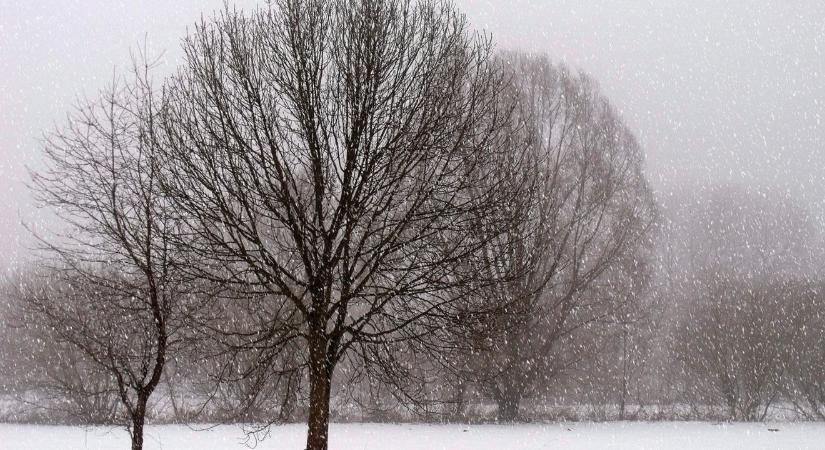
{"left": 2, "top": 0, "right": 824, "bottom": 272}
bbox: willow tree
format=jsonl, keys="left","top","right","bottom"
{"left": 463, "top": 54, "right": 657, "bottom": 421}
{"left": 159, "top": 1, "right": 518, "bottom": 448}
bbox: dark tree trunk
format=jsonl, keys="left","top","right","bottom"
{"left": 620, "top": 328, "right": 629, "bottom": 420}
{"left": 128, "top": 292, "right": 165, "bottom": 450}
{"left": 306, "top": 372, "right": 332, "bottom": 450}
{"left": 497, "top": 396, "right": 521, "bottom": 422}
{"left": 496, "top": 385, "right": 522, "bottom": 422}
{"left": 305, "top": 328, "right": 333, "bottom": 450}
{"left": 452, "top": 382, "right": 467, "bottom": 420}
{"left": 131, "top": 400, "right": 147, "bottom": 450}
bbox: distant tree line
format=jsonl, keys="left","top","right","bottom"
{"left": 0, "top": 1, "right": 823, "bottom": 450}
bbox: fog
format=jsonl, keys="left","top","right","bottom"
{"left": 2, "top": 0, "right": 824, "bottom": 271}
{"left": 4, "top": 3, "right": 825, "bottom": 447}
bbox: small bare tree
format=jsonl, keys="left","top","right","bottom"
{"left": 673, "top": 275, "right": 814, "bottom": 421}
{"left": 660, "top": 185, "right": 822, "bottom": 420}
{"left": 783, "top": 284, "right": 825, "bottom": 419}
{"left": 1, "top": 278, "right": 120, "bottom": 424}
{"left": 158, "top": 1, "right": 519, "bottom": 449}
{"left": 25, "top": 53, "right": 196, "bottom": 450}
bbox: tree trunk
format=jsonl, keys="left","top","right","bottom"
{"left": 496, "top": 385, "right": 522, "bottom": 422}
{"left": 305, "top": 330, "right": 333, "bottom": 450}
{"left": 131, "top": 401, "right": 147, "bottom": 450}
{"left": 619, "top": 327, "right": 628, "bottom": 420}
{"left": 452, "top": 382, "right": 467, "bottom": 421}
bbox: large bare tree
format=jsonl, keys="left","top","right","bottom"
{"left": 25, "top": 54, "right": 196, "bottom": 450}
{"left": 461, "top": 54, "right": 657, "bottom": 421}
{"left": 158, "top": 1, "right": 519, "bottom": 448}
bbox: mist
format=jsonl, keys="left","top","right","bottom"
{"left": 3, "top": 1, "right": 824, "bottom": 269}
{"left": 2, "top": 1, "right": 825, "bottom": 449}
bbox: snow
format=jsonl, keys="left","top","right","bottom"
{"left": 2, "top": 422, "right": 825, "bottom": 450}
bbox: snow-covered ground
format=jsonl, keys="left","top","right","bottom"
{"left": 2, "top": 422, "right": 825, "bottom": 450}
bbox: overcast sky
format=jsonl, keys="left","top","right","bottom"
{"left": 2, "top": 0, "right": 824, "bottom": 272}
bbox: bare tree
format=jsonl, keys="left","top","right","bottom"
{"left": 460, "top": 53, "right": 657, "bottom": 421}
{"left": 573, "top": 244, "right": 662, "bottom": 421}
{"left": 1, "top": 276, "right": 120, "bottom": 424}
{"left": 657, "top": 184, "right": 823, "bottom": 420}
{"left": 672, "top": 275, "right": 813, "bottom": 421}
{"left": 158, "top": 1, "right": 519, "bottom": 449}
{"left": 25, "top": 53, "right": 196, "bottom": 450}
{"left": 782, "top": 282, "right": 825, "bottom": 420}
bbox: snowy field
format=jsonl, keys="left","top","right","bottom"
{"left": 2, "top": 422, "right": 825, "bottom": 450}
